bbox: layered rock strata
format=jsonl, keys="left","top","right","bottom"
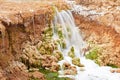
{"left": 0, "top": 1, "right": 69, "bottom": 80}
{"left": 73, "top": 0, "right": 120, "bottom": 67}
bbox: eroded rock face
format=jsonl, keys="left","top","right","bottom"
{"left": 75, "top": 0, "right": 120, "bottom": 33}
{"left": 72, "top": 0, "right": 120, "bottom": 67}
{"left": 0, "top": 61, "right": 28, "bottom": 80}
{"left": 63, "top": 62, "right": 77, "bottom": 75}
{"left": 20, "top": 26, "right": 65, "bottom": 73}
{"left": 74, "top": 13, "right": 120, "bottom": 67}
{"left": 0, "top": 0, "right": 69, "bottom": 79}
{"left": 29, "top": 71, "right": 45, "bottom": 80}
{"left": 0, "top": 69, "right": 6, "bottom": 80}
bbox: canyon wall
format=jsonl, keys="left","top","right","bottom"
{"left": 74, "top": 0, "right": 120, "bottom": 67}
{"left": 0, "top": 0, "right": 120, "bottom": 79}
{"left": 0, "top": 1, "right": 68, "bottom": 80}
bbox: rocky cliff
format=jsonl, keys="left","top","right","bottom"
{"left": 0, "top": 1, "right": 69, "bottom": 80}
{"left": 73, "top": 0, "right": 120, "bottom": 67}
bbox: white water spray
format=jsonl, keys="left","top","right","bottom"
{"left": 52, "top": 7, "right": 86, "bottom": 56}
{"left": 51, "top": 7, "right": 120, "bottom": 80}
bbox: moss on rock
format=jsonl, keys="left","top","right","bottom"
{"left": 72, "top": 57, "right": 84, "bottom": 67}
{"left": 68, "top": 46, "right": 75, "bottom": 58}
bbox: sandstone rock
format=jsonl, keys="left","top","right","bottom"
{"left": 73, "top": 12, "right": 120, "bottom": 67}
{"left": 0, "top": 69, "right": 6, "bottom": 80}
{"left": 63, "top": 62, "right": 77, "bottom": 75}
{"left": 72, "top": 0, "right": 120, "bottom": 67}
{"left": 0, "top": 0, "right": 68, "bottom": 79}
{"left": 5, "top": 61, "right": 28, "bottom": 80}
{"left": 110, "top": 69, "right": 120, "bottom": 73}
{"left": 30, "top": 71, "right": 45, "bottom": 80}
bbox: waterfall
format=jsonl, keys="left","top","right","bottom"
{"left": 50, "top": 7, "right": 120, "bottom": 80}
{"left": 52, "top": 7, "right": 87, "bottom": 56}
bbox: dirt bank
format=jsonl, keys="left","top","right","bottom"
{"left": 0, "top": 1, "right": 69, "bottom": 80}
{"left": 73, "top": 0, "right": 120, "bottom": 67}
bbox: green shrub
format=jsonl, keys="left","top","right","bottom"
{"left": 107, "top": 64, "right": 118, "bottom": 68}
{"left": 85, "top": 48, "right": 101, "bottom": 65}
{"left": 72, "top": 57, "right": 84, "bottom": 67}
{"left": 68, "top": 47, "right": 75, "bottom": 58}
{"left": 85, "top": 48, "right": 99, "bottom": 60}
{"left": 39, "top": 68, "right": 71, "bottom": 80}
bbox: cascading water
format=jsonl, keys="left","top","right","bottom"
{"left": 52, "top": 7, "right": 86, "bottom": 55}
{"left": 51, "top": 7, "right": 120, "bottom": 80}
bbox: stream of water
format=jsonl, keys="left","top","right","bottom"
{"left": 51, "top": 6, "right": 120, "bottom": 80}
{"left": 1, "top": 0, "right": 120, "bottom": 80}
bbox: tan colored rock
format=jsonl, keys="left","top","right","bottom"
{"left": 30, "top": 71, "right": 45, "bottom": 80}
{"left": 41, "top": 55, "right": 59, "bottom": 72}
{"left": 74, "top": 13, "right": 120, "bottom": 67}
{"left": 63, "top": 62, "right": 77, "bottom": 75}
{"left": 110, "top": 69, "right": 120, "bottom": 73}
{"left": 0, "top": 0, "right": 68, "bottom": 79}
{"left": 74, "top": 0, "right": 120, "bottom": 34}
{"left": 72, "top": 0, "right": 120, "bottom": 67}
{"left": 0, "top": 69, "right": 6, "bottom": 80}
{"left": 5, "top": 61, "right": 28, "bottom": 80}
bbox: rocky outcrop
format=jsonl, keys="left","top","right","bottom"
{"left": 72, "top": 0, "right": 120, "bottom": 67}
{"left": 0, "top": 0, "right": 69, "bottom": 79}
{"left": 75, "top": 0, "right": 120, "bottom": 33}
{"left": 29, "top": 71, "right": 45, "bottom": 80}
{"left": 73, "top": 10, "right": 120, "bottom": 67}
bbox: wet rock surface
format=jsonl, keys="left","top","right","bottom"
{"left": 63, "top": 62, "right": 77, "bottom": 75}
